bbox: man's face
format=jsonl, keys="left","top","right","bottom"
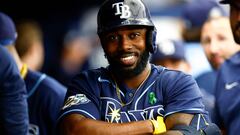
{"left": 230, "top": 0, "right": 240, "bottom": 44}
{"left": 201, "top": 18, "right": 236, "bottom": 70}
{"left": 153, "top": 58, "right": 191, "bottom": 74}
{"left": 102, "top": 27, "right": 149, "bottom": 78}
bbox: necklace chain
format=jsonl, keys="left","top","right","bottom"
{"left": 114, "top": 69, "right": 151, "bottom": 106}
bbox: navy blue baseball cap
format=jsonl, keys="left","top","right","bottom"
{"left": 0, "top": 12, "right": 17, "bottom": 46}
{"left": 182, "top": 0, "right": 227, "bottom": 28}
{"left": 150, "top": 40, "right": 186, "bottom": 62}
{"left": 220, "top": 0, "right": 230, "bottom": 4}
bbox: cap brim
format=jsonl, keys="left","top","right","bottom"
{"left": 220, "top": 0, "right": 229, "bottom": 4}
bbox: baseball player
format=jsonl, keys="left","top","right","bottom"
{"left": 58, "top": 0, "right": 220, "bottom": 134}
{"left": 213, "top": 0, "right": 240, "bottom": 134}
{"left": 0, "top": 12, "right": 67, "bottom": 135}
{"left": 0, "top": 13, "right": 29, "bottom": 134}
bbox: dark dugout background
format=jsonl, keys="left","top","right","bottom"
{"left": 0, "top": 0, "right": 105, "bottom": 73}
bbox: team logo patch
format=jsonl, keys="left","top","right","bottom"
{"left": 62, "top": 94, "right": 90, "bottom": 110}
{"left": 112, "top": 2, "right": 131, "bottom": 19}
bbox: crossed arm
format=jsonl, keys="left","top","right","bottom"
{"left": 58, "top": 113, "right": 193, "bottom": 135}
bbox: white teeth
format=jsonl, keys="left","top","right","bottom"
{"left": 122, "top": 56, "right": 134, "bottom": 61}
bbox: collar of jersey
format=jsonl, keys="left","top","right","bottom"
{"left": 97, "top": 65, "right": 163, "bottom": 87}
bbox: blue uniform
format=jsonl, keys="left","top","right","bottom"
{"left": 25, "top": 70, "right": 66, "bottom": 135}
{"left": 215, "top": 51, "right": 240, "bottom": 135}
{"left": 59, "top": 65, "right": 208, "bottom": 124}
{"left": 196, "top": 71, "right": 217, "bottom": 95}
{"left": 195, "top": 71, "right": 216, "bottom": 122}
{"left": 0, "top": 46, "right": 29, "bottom": 135}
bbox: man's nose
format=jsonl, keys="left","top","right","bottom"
{"left": 209, "top": 40, "right": 219, "bottom": 53}
{"left": 119, "top": 35, "right": 132, "bottom": 50}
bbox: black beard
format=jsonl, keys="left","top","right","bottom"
{"left": 106, "top": 50, "right": 150, "bottom": 79}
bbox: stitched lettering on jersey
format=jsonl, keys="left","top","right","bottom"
{"left": 103, "top": 99, "right": 164, "bottom": 123}
{"left": 62, "top": 94, "right": 90, "bottom": 110}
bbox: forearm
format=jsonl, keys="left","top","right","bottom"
{"left": 67, "top": 119, "right": 182, "bottom": 135}
{"left": 69, "top": 119, "right": 182, "bottom": 135}
{"left": 60, "top": 114, "right": 153, "bottom": 135}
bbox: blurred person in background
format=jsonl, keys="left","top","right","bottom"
{"left": 0, "top": 11, "right": 29, "bottom": 135}
{"left": 179, "top": 0, "right": 228, "bottom": 122}
{"left": 189, "top": 1, "right": 228, "bottom": 95}
{"left": 2, "top": 17, "right": 66, "bottom": 135}
{"left": 200, "top": 16, "right": 240, "bottom": 123}
{"left": 182, "top": 0, "right": 227, "bottom": 42}
{"left": 15, "top": 20, "right": 44, "bottom": 71}
{"left": 200, "top": 16, "right": 239, "bottom": 93}
{"left": 150, "top": 40, "right": 191, "bottom": 73}
{"left": 212, "top": 0, "right": 240, "bottom": 134}
{"left": 55, "top": 29, "right": 92, "bottom": 86}
{"left": 7, "top": 44, "right": 66, "bottom": 135}
{"left": 172, "top": 0, "right": 228, "bottom": 79}
{"left": 53, "top": 7, "right": 109, "bottom": 86}
{"left": 78, "top": 7, "right": 108, "bottom": 69}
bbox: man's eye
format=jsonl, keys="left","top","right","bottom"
{"left": 107, "top": 35, "right": 118, "bottom": 41}
{"left": 218, "top": 35, "right": 226, "bottom": 41}
{"left": 201, "top": 38, "right": 210, "bottom": 45}
{"left": 129, "top": 33, "right": 140, "bottom": 39}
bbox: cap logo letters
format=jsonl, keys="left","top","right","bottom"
{"left": 112, "top": 2, "right": 131, "bottom": 19}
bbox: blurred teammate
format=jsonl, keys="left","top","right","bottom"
{"left": 200, "top": 16, "right": 240, "bottom": 90}
{"left": 213, "top": 0, "right": 240, "bottom": 134}
{"left": 78, "top": 7, "right": 109, "bottom": 70}
{"left": 57, "top": 0, "right": 220, "bottom": 134}
{"left": 201, "top": 17, "right": 239, "bottom": 70}
{"left": 54, "top": 30, "right": 92, "bottom": 86}
{"left": 150, "top": 40, "right": 191, "bottom": 73}
{"left": 182, "top": 0, "right": 226, "bottom": 42}
{"left": 1, "top": 13, "right": 66, "bottom": 135}
{"left": 0, "top": 12, "right": 29, "bottom": 135}
{"left": 15, "top": 20, "right": 45, "bottom": 71}
{"left": 200, "top": 16, "right": 240, "bottom": 123}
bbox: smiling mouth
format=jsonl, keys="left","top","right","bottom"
{"left": 119, "top": 53, "right": 137, "bottom": 66}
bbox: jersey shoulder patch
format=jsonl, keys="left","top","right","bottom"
{"left": 62, "top": 94, "right": 90, "bottom": 110}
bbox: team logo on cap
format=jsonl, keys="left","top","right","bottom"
{"left": 158, "top": 40, "right": 175, "bottom": 55}
{"left": 112, "top": 2, "right": 131, "bottom": 19}
{"left": 62, "top": 94, "right": 90, "bottom": 110}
